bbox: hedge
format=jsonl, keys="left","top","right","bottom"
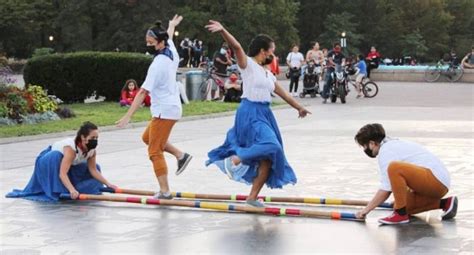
{"left": 24, "top": 52, "right": 153, "bottom": 103}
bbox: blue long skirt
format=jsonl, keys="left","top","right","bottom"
{"left": 5, "top": 146, "right": 103, "bottom": 202}
{"left": 206, "top": 99, "right": 297, "bottom": 189}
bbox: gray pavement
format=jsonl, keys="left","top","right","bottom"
{"left": 1, "top": 81, "right": 473, "bottom": 254}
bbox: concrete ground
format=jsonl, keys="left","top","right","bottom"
{"left": 1, "top": 81, "right": 473, "bottom": 254}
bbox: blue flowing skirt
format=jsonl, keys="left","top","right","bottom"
{"left": 206, "top": 99, "right": 297, "bottom": 189}
{"left": 5, "top": 146, "right": 103, "bottom": 202}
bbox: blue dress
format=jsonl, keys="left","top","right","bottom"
{"left": 6, "top": 146, "right": 103, "bottom": 202}
{"left": 206, "top": 99, "right": 297, "bottom": 189}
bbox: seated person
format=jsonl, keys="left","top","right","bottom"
{"left": 120, "top": 79, "right": 151, "bottom": 107}
{"left": 223, "top": 72, "right": 242, "bottom": 103}
{"left": 461, "top": 46, "right": 474, "bottom": 69}
{"left": 6, "top": 122, "right": 116, "bottom": 201}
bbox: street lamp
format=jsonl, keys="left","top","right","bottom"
{"left": 340, "top": 32, "right": 347, "bottom": 48}
{"left": 174, "top": 31, "right": 179, "bottom": 37}
{"left": 49, "top": 35, "right": 54, "bottom": 42}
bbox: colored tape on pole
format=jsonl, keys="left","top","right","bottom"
{"left": 79, "top": 194, "right": 87, "bottom": 200}
{"left": 115, "top": 188, "right": 123, "bottom": 193}
{"left": 303, "top": 198, "right": 319, "bottom": 204}
{"left": 181, "top": 192, "right": 195, "bottom": 198}
{"left": 326, "top": 199, "right": 343, "bottom": 205}
{"left": 331, "top": 212, "right": 341, "bottom": 220}
{"left": 279, "top": 208, "right": 286, "bottom": 216}
{"left": 265, "top": 197, "right": 272, "bottom": 202}
{"left": 230, "top": 195, "right": 237, "bottom": 201}
{"left": 201, "top": 202, "right": 229, "bottom": 211}
{"left": 141, "top": 198, "right": 147, "bottom": 204}
{"left": 126, "top": 197, "right": 141, "bottom": 203}
{"left": 340, "top": 212, "right": 356, "bottom": 219}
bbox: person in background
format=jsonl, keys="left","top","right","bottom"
{"left": 223, "top": 72, "right": 242, "bottom": 103}
{"left": 461, "top": 46, "right": 474, "bottom": 69}
{"left": 354, "top": 55, "right": 367, "bottom": 98}
{"left": 213, "top": 42, "right": 232, "bottom": 100}
{"left": 120, "top": 79, "right": 151, "bottom": 107}
{"left": 366, "top": 46, "right": 381, "bottom": 78}
{"left": 286, "top": 45, "right": 305, "bottom": 97}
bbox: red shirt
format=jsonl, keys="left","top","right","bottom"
{"left": 121, "top": 89, "right": 138, "bottom": 104}
{"left": 367, "top": 52, "right": 381, "bottom": 60}
{"left": 269, "top": 56, "right": 280, "bottom": 75}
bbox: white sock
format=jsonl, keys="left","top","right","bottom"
{"left": 178, "top": 154, "right": 185, "bottom": 160}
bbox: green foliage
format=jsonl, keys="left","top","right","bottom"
{"left": 402, "top": 29, "right": 429, "bottom": 58}
{"left": 0, "top": 101, "right": 8, "bottom": 118}
{"left": 0, "top": 84, "right": 59, "bottom": 123}
{"left": 26, "top": 85, "right": 58, "bottom": 113}
{"left": 24, "top": 52, "right": 152, "bottom": 103}
{"left": 1, "top": 0, "right": 473, "bottom": 62}
{"left": 32, "top": 48, "right": 54, "bottom": 58}
{"left": 5, "top": 91, "right": 28, "bottom": 121}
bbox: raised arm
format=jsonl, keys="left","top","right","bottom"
{"left": 167, "top": 14, "right": 183, "bottom": 41}
{"left": 205, "top": 20, "right": 247, "bottom": 69}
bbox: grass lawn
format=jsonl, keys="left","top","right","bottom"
{"left": 0, "top": 101, "right": 240, "bottom": 138}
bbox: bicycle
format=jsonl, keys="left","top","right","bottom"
{"left": 424, "top": 60, "right": 463, "bottom": 82}
{"left": 198, "top": 61, "right": 227, "bottom": 101}
{"left": 347, "top": 75, "right": 379, "bottom": 98}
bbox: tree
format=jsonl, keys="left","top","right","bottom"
{"left": 401, "top": 29, "right": 429, "bottom": 59}
{"left": 319, "top": 12, "right": 362, "bottom": 56}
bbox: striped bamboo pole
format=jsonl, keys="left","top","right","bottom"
{"left": 99, "top": 187, "right": 393, "bottom": 209}
{"left": 60, "top": 193, "right": 363, "bottom": 221}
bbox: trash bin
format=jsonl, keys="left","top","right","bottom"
{"left": 185, "top": 70, "right": 205, "bottom": 100}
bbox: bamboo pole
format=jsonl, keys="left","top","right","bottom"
{"left": 60, "top": 193, "right": 363, "bottom": 221}
{"left": 99, "top": 187, "right": 393, "bottom": 209}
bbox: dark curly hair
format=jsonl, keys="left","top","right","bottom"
{"left": 354, "top": 123, "right": 386, "bottom": 146}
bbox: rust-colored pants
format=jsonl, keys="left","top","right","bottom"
{"left": 142, "top": 118, "right": 177, "bottom": 178}
{"left": 388, "top": 161, "right": 448, "bottom": 215}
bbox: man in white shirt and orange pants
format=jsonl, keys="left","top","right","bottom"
{"left": 354, "top": 123, "right": 457, "bottom": 224}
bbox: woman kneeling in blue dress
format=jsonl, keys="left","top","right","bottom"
{"left": 6, "top": 121, "right": 116, "bottom": 202}
{"left": 205, "top": 20, "right": 311, "bottom": 207}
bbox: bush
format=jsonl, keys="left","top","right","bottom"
{"left": 24, "top": 52, "right": 152, "bottom": 103}
{"left": 32, "top": 48, "right": 54, "bottom": 58}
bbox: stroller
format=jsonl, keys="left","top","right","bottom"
{"left": 299, "top": 61, "right": 321, "bottom": 98}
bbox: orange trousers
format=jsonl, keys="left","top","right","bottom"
{"left": 142, "top": 118, "right": 177, "bottom": 178}
{"left": 388, "top": 161, "right": 448, "bottom": 215}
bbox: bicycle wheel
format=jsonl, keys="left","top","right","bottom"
{"left": 199, "top": 79, "right": 211, "bottom": 101}
{"left": 363, "top": 81, "right": 379, "bottom": 98}
{"left": 424, "top": 65, "right": 441, "bottom": 82}
{"left": 446, "top": 67, "right": 464, "bottom": 82}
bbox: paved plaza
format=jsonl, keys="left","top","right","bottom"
{"left": 1, "top": 81, "right": 473, "bottom": 254}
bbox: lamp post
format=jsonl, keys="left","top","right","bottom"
{"left": 340, "top": 32, "right": 346, "bottom": 48}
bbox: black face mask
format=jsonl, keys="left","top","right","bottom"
{"left": 86, "top": 139, "right": 98, "bottom": 150}
{"left": 146, "top": 45, "right": 158, "bottom": 55}
{"left": 364, "top": 146, "right": 376, "bottom": 158}
{"left": 263, "top": 54, "right": 274, "bottom": 65}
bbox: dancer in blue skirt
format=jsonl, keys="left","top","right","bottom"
{"left": 6, "top": 122, "right": 116, "bottom": 202}
{"left": 205, "top": 20, "right": 311, "bottom": 207}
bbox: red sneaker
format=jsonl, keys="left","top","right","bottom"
{"left": 441, "top": 196, "right": 458, "bottom": 220}
{"left": 378, "top": 211, "right": 409, "bottom": 225}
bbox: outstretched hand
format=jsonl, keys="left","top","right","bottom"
{"left": 169, "top": 14, "right": 183, "bottom": 27}
{"left": 115, "top": 115, "right": 131, "bottom": 128}
{"left": 298, "top": 107, "right": 311, "bottom": 118}
{"left": 205, "top": 20, "right": 224, "bottom": 33}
